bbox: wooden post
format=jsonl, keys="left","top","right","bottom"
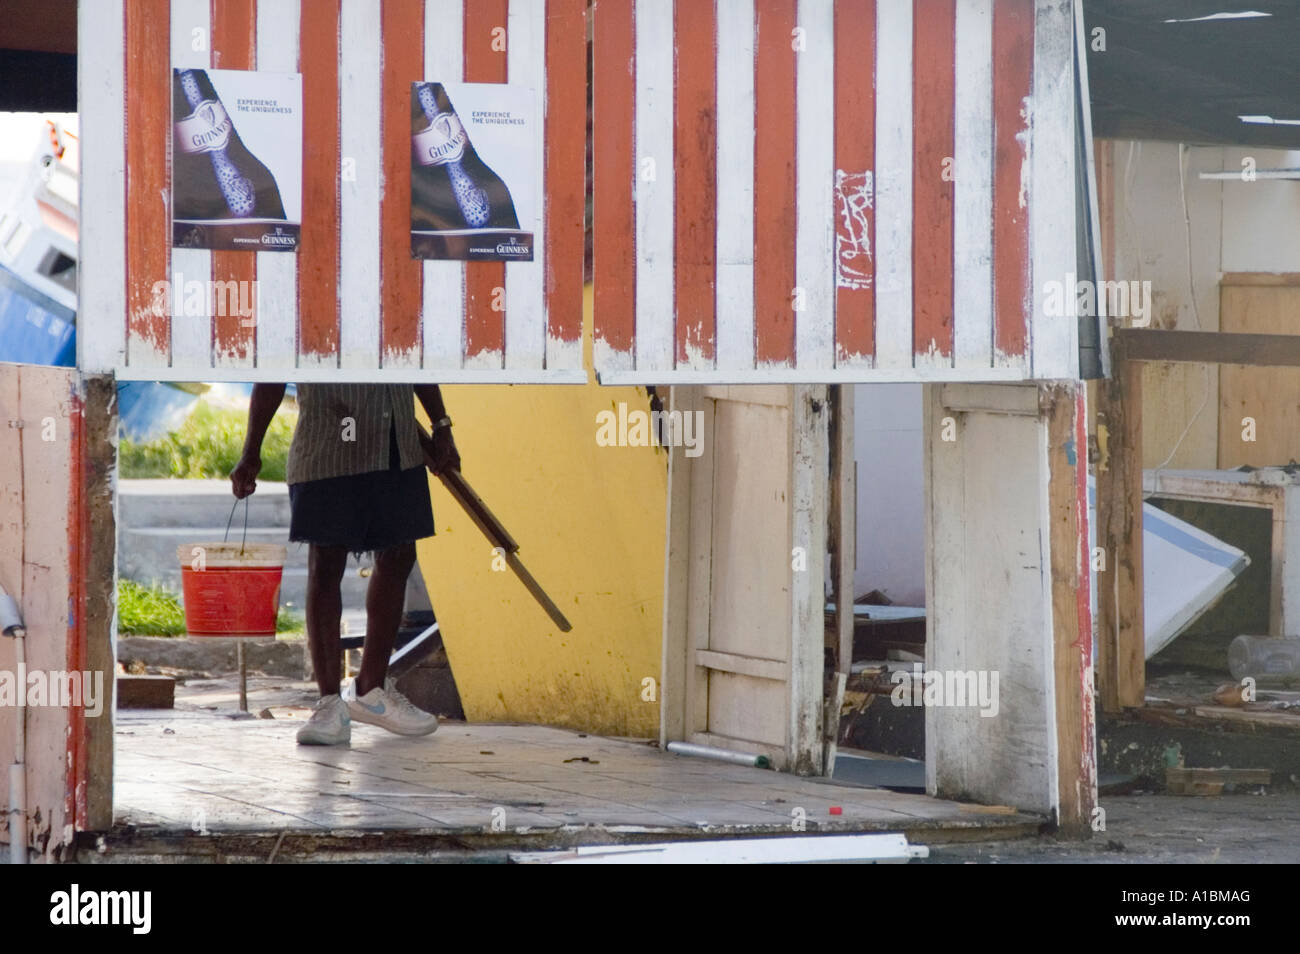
{"left": 1095, "top": 339, "right": 1145, "bottom": 711}
{"left": 82, "top": 374, "right": 117, "bottom": 830}
{"left": 1044, "top": 382, "right": 1097, "bottom": 832}
{"left": 825, "top": 385, "right": 856, "bottom": 773}
{"left": 659, "top": 386, "right": 696, "bottom": 747}
{"left": 789, "top": 385, "right": 829, "bottom": 777}
{"left": 828, "top": 385, "right": 856, "bottom": 675}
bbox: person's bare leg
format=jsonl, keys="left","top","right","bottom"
{"left": 306, "top": 544, "right": 349, "bottom": 696}
{"left": 356, "top": 543, "right": 416, "bottom": 696}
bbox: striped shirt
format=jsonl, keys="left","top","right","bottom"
{"left": 285, "top": 383, "right": 425, "bottom": 484}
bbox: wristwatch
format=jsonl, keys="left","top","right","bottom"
{"left": 433, "top": 416, "right": 453, "bottom": 431}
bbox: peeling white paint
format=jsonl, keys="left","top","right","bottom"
{"left": 1017, "top": 96, "right": 1033, "bottom": 210}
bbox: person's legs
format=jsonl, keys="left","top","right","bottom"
{"left": 306, "top": 543, "right": 349, "bottom": 697}
{"left": 356, "top": 542, "right": 416, "bottom": 696}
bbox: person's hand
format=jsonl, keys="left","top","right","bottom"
{"left": 423, "top": 427, "right": 461, "bottom": 476}
{"left": 230, "top": 453, "right": 262, "bottom": 499}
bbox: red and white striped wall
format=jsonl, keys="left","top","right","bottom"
{"left": 592, "top": 0, "right": 1080, "bottom": 384}
{"left": 79, "top": 0, "right": 588, "bottom": 382}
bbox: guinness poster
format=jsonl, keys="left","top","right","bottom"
{"left": 410, "top": 81, "right": 538, "bottom": 262}
{"left": 172, "top": 68, "right": 303, "bottom": 252}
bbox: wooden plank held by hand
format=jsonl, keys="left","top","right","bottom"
{"left": 439, "top": 468, "right": 519, "bottom": 554}
{"left": 418, "top": 424, "right": 572, "bottom": 632}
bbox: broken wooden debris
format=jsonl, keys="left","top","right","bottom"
{"left": 116, "top": 674, "right": 175, "bottom": 709}
{"left": 1165, "top": 765, "right": 1272, "bottom": 796}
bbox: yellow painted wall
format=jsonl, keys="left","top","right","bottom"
{"left": 415, "top": 287, "right": 666, "bottom": 737}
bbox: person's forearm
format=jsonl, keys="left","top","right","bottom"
{"left": 413, "top": 384, "right": 448, "bottom": 426}
{"left": 241, "top": 383, "right": 286, "bottom": 458}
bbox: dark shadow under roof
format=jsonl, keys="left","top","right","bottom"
{"left": 1086, "top": 0, "right": 1300, "bottom": 148}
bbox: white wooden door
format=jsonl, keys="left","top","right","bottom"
{"left": 661, "top": 385, "right": 827, "bottom": 774}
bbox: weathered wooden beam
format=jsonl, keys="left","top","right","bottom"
{"left": 829, "top": 385, "right": 856, "bottom": 677}
{"left": 659, "top": 386, "right": 696, "bottom": 748}
{"left": 82, "top": 374, "right": 117, "bottom": 830}
{"left": 789, "top": 385, "right": 829, "bottom": 777}
{"left": 825, "top": 385, "right": 855, "bottom": 775}
{"left": 1115, "top": 329, "right": 1300, "bottom": 368}
{"left": 116, "top": 675, "right": 176, "bottom": 710}
{"left": 1221, "top": 272, "right": 1300, "bottom": 288}
{"left": 1095, "top": 341, "right": 1145, "bottom": 712}
{"left": 1044, "top": 382, "right": 1097, "bottom": 832}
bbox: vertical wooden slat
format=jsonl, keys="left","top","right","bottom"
{"left": 635, "top": 0, "right": 674, "bottom": 371}
{"left": 421, "top": 0, "right": 465, "bottom": 370}
{"left": 593, "top": 0, "right": 636, "bottom": 372}
{"left": 952, "top": 0, "right": 994, "bottom": 369}
{"left": 714, "top": 0, "right": 755, "bottom": 373}
{"left": 794, "top": 0, "right": 835, "bottom": 372}
{"left": 543, "top": 0, "right": 587, "bottom": 370}
{"left": 170, "top": 0, "right": 212, "bottom": 370}
{"left": 872, "top": 0, "right": 912, "bottom": 369}
{"left": 673, "top": 0, "right": 716, "bottom": 369}
{"left": 77, "top": 0, "right": 127, "bottom": 373}
{"left": 211, "top": 0, "right": 259, "bottom": 367}
{"left": 125, "top": 0, "right": 172, "bottom": 365}
{"left": 1028, "top": 0, "right": 1076, "bottom": 379}
{"left": 912, "top": 0, "right": 956, "bottom": 365}
{"left": 991, "top": 0, "right": 1032, "bottom": 365}
{"left": 832, "top": 0, "right": 875, "bottom": 365}
{"left": 338, "top": 0, "right": 382, "bottom": 369}
{"left": 298, "top": 0, "right": 341, "bottom": 368}
{"left": 504, "top": 0, "right": 546, "bottom": 370}
{"left": 380, "top": 0, "right": 425, "bottom": 368}
{"left": 255, "top": 0, "right": 301, "bottom": 371}
{"left": 463, "top": 0, "right": 509, "bottom": 366}
{"left": 752, "top": 0, "right": 798, "bottom": 367}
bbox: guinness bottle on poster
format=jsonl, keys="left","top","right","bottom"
{"left": 410, "top": 82, "right": 533, "bottom": 261}
{"left": 172, "top": 68, "right": 293, "bottom": 251}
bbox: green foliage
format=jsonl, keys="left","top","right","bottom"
{"left": 120, "top": 401, "right": 296, "bottom": 480}
{"left": 117, "top": 578, "right": 305, "bottom": 636}
{"left": 117, "top": 579, "right": 188, "bottom": 636}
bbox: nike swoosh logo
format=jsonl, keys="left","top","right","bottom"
{"left": 359, "top": 700, "right": 386, "bottom": 715}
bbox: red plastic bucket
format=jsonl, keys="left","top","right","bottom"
{"left": 177, "top": 543, "right": 286, "bottom": 636}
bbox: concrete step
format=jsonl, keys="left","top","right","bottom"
{"left": 119, "top": 478, "right": 292, "bottom": 528}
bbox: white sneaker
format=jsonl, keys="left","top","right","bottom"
{"left": 343, "top": 677, "right": 439, "bottom": 737}
{"left": 296, "top": 694, "right": 351, "bottom": 746}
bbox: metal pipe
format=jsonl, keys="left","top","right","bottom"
{"left": 1, "top": 584, "right": 27, "bottom": 865}
{"left": 665, "top": 741, "right": 771, "bottom": 769}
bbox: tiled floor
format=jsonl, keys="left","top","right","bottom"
{"left": 114, "top": 691, "right": 1039, "bottom": 839}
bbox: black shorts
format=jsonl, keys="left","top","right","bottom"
{"left": 288, "top": 431, "right": 434, "bottom": 553}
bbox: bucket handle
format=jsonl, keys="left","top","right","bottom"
{"left": 224, "top": 495, "right": 250, "bottom": 554}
